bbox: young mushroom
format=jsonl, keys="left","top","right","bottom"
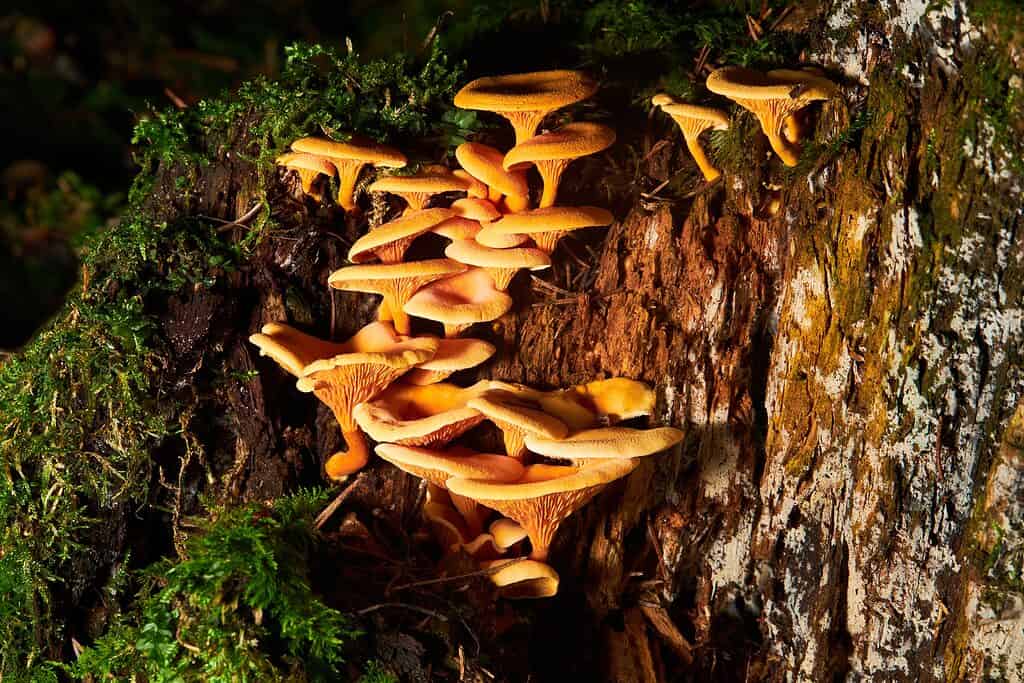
{"left": 369, "top": 168, "right": 473, "bottom": 212}
{"left": 651, "top": 95, "right": 729, "bottom": 182}
{"left": 444, "top": 238, "right": 551, "bottom": 291}
{"left": 328, "top": 259, "right": 467, "bottom": 335}
{"left": 275, "top": 152, "right": 337, "bottom": 200}
{"left": 446, "top": 459, "right": 640, "bottom": 561}
{"left": 353, "top": 380, "right": 492, "bottom": 447}
{"left": 467, "top": 389, "right": 569, "bottom": 461}
{"left": 403, "top": 268, "right": 514, "bottom": 337}
{"left": 403, "top": 337, "right": 496, "bottom": 385}
{"left": 502, "top": 122, "right": 616, "bottom": 207}
{"left": 347, "top": 207, "right": 455, "bottom": 264}
{"left": 376, "top": 443, "right": 525, "bottom": 535}
{"left": 479, "top": 205, "right": 614, "bottom": 254}
{"left": 454, "top": 70, "right": 598, "bottom": 145}
{"left": 455, "top": 142, "right": 531, "bottom": 211}
{"left": 290, "top": 136, "right": 406, "bottom": 211}
{"left": 705, "top": 66, "right": 836, "bottom": 166}
{"left": 248, "top": 321, "right": 351, "bottom": 377}
{"left": 482, "top": 558, "right": 560, "bottom": 599}
{"left": 765, "top": 67, "right": 837, "bottom": 144}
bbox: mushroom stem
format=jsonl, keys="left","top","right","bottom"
{"left": 501, "top": 111, "right": 546, "bottom": 146}
{"left": 763, "top": 123, "right": 801, "bottom": 167}
{"left": 377, "top": 301, "right": 393, "bottom": 322}
{"left": 528, "top": 545, "right": 550, "bottom": 562}
{"left": 336, "top": 163, "right": 364, "bottom": 212}
{"left": 536, "top": 160, "right": 571, "bottom": 208}
{"left": 782, "top": 113, "right": 802, "bottom": 144}
{"left": 325, "top": 429, "right": 371, "bottom": 479}
{"left": 449, "top": 492, "right": 484, "bottom": 537}
{"left": 297, "top": 169, "right": 320, "bottom": 197}
{"left": 390, "top": 304, "right": 412, "bottom": 335}
{"left": 682, "top": 133, "right": 720, "bottom": 182}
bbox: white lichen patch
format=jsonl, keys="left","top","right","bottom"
{"left": 706, "top": 506, "right": 754, "bottom": 589}
{"left": 885, "top": 204, "right": 923, "bottom": 276}
{"left": 965, "top": 584, "right": 1024, "bottom": 679}
{"left": 788, "top": 264, "right": 827, "bottom": 332}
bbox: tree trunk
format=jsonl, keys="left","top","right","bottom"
{"left": 79, "top": 1, "right": 1023, "bottom": 680}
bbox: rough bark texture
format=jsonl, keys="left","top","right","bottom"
{"left": 135, "top": 1, "right": 1022, "bottom": 680}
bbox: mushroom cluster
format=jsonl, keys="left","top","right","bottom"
{"left": 255, "top": 70, "right": 681, "bottom": 598}
{"left": 653, "top": 65, "right": 836, "bottom": 171}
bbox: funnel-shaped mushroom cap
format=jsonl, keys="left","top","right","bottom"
{"left": 706, "top": 66, "right": 835, "bottom": 166}
{"left": 525, "top": 426, "right": 684, "bottom": 462}
{"left": 433, "top": 217, "right": 484, "bottom": 242}
{"left": 348, "top": 208, "right": 455, "bottom": 264}
{"left": 453, "top": 169, "right": 488, "bottom": 198}
{"left": 652, "top": 96, "right": 730, "bottom": 182}
{"left": 376, "top": 444, "right": 525, "bottom": 488}
{"left": 485, "top": 205, "right": 613, "bottom": 254}
{"left": 503, "top": 122, "right": 616, "bottom": 207}
{"left": 403, "top": 268, "right": 514, "bottom": 337}
{"left": 328, "top": 259, "right": 467, "bottom": 335}
{"left": 275, "top": 152, "right": 337, "bottom": 198}
{"left": 455, "top": 142, "right": 530, "bottom": 206}
{"left": 291, "top": 136, "right": 406, "bottom": 211}
{"left": 450, "top": 197, "right": 502, "bottom": 223}
{"left": 467, "top": 390, "right": 568, "bottom": 461}
{"left": 353, "top": 380, "right": 492, "bottom": 446}
{"left": 463, "top": 518, "right": 530, "bottom": 557}
{"left": 369, "top": 170, "right": 472, "bottom": 211}
{"left": 249, "top": 322, "right": 350, "bottom": 377}
{"left": 483, "top": 558, "right": 560, "bottom": 598}
{"left": 475, "top": 226, "right": 531, "bottom": 249}
{"left": 444, "top": 239, "right": 551, "bottom": 291}
{"left": 290, "top": 325, "right": 438, "bottom": 479}
{"left": 404, "top": 337, "right": 496, "bottom": 385}
{"left": 570, "top": 377, "right": 656, "bottom": 422}
{"left": 447, "top": 459, "right": 639, "bottom": 560}
{"left": 765, "top": 68, "right": 839, "bottom": 144}
{"left": 454, "top": 70, "right": 598, "bottom": 144}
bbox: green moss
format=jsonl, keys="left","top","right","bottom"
{"left": 68, "top": 490, "right": 359, "bottom": 682}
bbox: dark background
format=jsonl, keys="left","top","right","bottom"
{"left": 0, "top": 0, "right": 467, "bottom": 348}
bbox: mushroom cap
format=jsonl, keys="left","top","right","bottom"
{"left": 376, "top": 443, "right": 525, "bottom": 489}
{"left": 452, "top": 169, "right": 489, "bottom": 198}
{"left": 467, "top": 391, "right": 569, "bottom": 441}
{"left": 354, "top": 380, "right": 491, "bottom": 445}
{"left": 347, "top": 208, "right": 455, "bottom": 263}
{"left": 433, "top": 217, "right": 485, "bottom": 241}
{"left": 447, "top": 458, "right": 638, "bottom": 501}
{"left": 368, "top": 171, "right": 472, "bottom": 197}
{"left": 275, "top": 152, "right": 338, "bottom": 176}
{"left": 475, "top": 226, "right": 531, "bottom": 248}
{"left": 445, "top": 239, "right": 551, "bottom": 271}
{"left": 503, "top": 122, "right": 616, "bottom": 169}
{"left": 403, "top": 268, "right": 514, "bottom": 327}
{"left": 524, "top": 426, "right": 684, "bottom": 461}
{"left": 483, "top": 558, "right": 560, "bottom": 599}
{"left": 656, "top": 103, "right": 730, "bottom": 131}
{"left": 650, "top": 93, "right": 676, "bottom": 107}
{"left": 328, "top": 259, "right": 468, "bottom": 293}
{"left": 455, "top": 142, "right": 530, "bottom": 199}
{"left": 765, "top": 68, "right": 838, "bottom": 99}
{"left": 485, "top": 206, "right": 614, "bottom": 237}
{"left": 296, "top": 335, "right": 439, "bottom": 388}
{"left": 571, "top": 377, "right": 656, "bottom": 422}
{"left": 450, "top": 197, "right": 502, "bottom": 223}
{"left": 248, "top": 321, "right": 393, "bottom": 377}
{"left": 409, "top": 337, "right": 497, "bottom": 375}
{"left": 291, "top": 136, "right": 406, "bottom": 167}
{"left": 455, "top": 70, "right": 597, "bottom": 113}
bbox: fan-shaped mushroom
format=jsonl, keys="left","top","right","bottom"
{"left": 328, "top": 259, "right": 467, "bottom": 335}
{"left": 447, "top": 459, "right": 639, "bottom": 560}
{"left": 403, "top": 268, "right": 514, "bottom": 337}
{"left": 525, "top": 426, "right": 683, "bottom": 466}
{"left": 369, "top": 169, "right": 472, "bottom": 212}
{"left": 479, "top": 205, "right": 613, "bottom": 254}
{"left": 455, "top": 142, "right": 531, "bottom": 211}
{"left": 651, "top": 95, "right": 729, "bottom": 181}
{"left": 291, "top": 136, "right": 406, "bottom": 211}
{"left": 348, "top": 208, "right": 455, "bottom": 264}
{"left": 275, "top": 152, "right": 337, "bottom": 200}
{"left": 467, "top": 389, "right": 568, "bottom": 461}
{"left": 444, "top": 238, "right": 551, "bottom": 291}
{"left": 454, "top": 70, "right": 598, "bottom": 145}
{"left": 353, "top": 380, "right": 492, "bottom": 447}
{"left": 503, "top": 122, "right": 616, "bottom": 207}
{"left": 404, "top": 337, "right": 496, "bottom": 385}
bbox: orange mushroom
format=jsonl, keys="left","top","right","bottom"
{"left": 446, "top": 459, "right": 639, "bottom": 561}
{"left": 403, "top": 337, "right": 496, "bottom": 384}
{"left": 502, "top": 122, "right": 616, "bottom": 207}
{"left": 444, "top": 238, "right": 551, "bottom": 291}
{"left": 467, "top": 389, "right": 568, "bottom": 461}
{"left": 290, "top": 136, "right": 406, "bottom": 211}
{"left": 454, "top": 70, "right": 598, "bottom": 145}
{"left": 705, "top": 66, "right": 836, "bottom": 166}
{"left": 353, "top": 380, "right": 492, "bottom": 447}
{"left": 455, "top": 142, "right": 531, "bottom": 211}
{"left": 275, "top": 152, "right": 337, "bottom": 200}
{"left": 525, "top": 426, "right": 684, "bottom": 465}
{"left": 403, "top": 268, "right": 514, "bottom": 337}
{"left": 347, "top": 207, "right": 455, "bottom": 264}
{"left": 651, "top": 95, "right": 729, "bottom": 181}
{"left": 480, "top": 205, "right": 613, "bottom": 254}
{"left": 368, "top": 169, "right": 472, "bottom": 212}
{"left": 328, "top": 259, "right": 467, "bottom": 335}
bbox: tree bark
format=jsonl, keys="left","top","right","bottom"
{"left": 137, "top": 1, "right": 1023, "bottom": 680}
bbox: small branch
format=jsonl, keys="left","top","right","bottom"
{"left": 389, "top": 557, "right": 527, "bottom": 592}
{"left": 315, "top": 473, "right": 364, "bottom": 529}
{"left": 357, "top": 602, "right": 449, "bottom": 622}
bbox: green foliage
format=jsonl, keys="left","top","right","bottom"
{"left": 358, "top": 660, "right": 400, "bottom": 683}
{"left": 69, "top": 490, "right": 359, "bottom": 682}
